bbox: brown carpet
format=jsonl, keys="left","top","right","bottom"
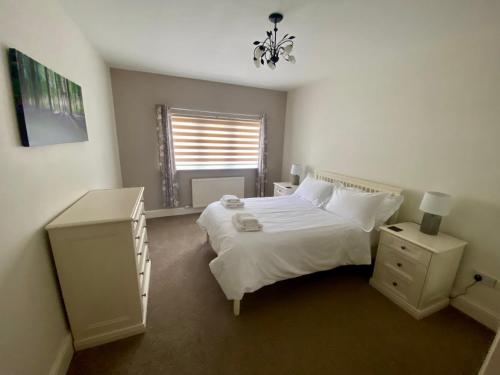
{"left": 68, "top": 214, "right": 493, "bottom": 375}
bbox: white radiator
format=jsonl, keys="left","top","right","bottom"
{"left": 192, "top": 177, "right": 245, "bottom": 208}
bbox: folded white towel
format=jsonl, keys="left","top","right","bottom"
{"left": 221, "top": 200, "right": 244, "bottom": 209}
{"left": 232, "top": 215, "right": 262, "bottom": 232}
{"left": 234, "top": 213, "right": 259, "bottom": 226}
{"left": 221, "top": 194, "right": 241, "bottom": 203}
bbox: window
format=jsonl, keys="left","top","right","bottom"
{"left": 171, "top": 114, "right": 262, "bottom": 170}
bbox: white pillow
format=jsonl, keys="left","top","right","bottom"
{"left": 375, "top": 194, "right": 404, "bottom": 228}
{"left": 294, "top": 176, "right": 335, "bottom": 207}
{"left": 324, "top": 188, "right": 387, "bottom": 232}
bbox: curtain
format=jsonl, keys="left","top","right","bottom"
{"left": 156, "top": 105, "right": 179, "bottom": 208}
{"left": 256, "top": 114, "right": 268, "bottom": 197}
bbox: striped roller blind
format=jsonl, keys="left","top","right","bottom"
{"left": 171, "top": 115, "right": 261, "bottom": 170}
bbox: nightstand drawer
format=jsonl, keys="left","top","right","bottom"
{"left": 374, "top": 264, "right": 421, "bottom": 305}
{"left": 274, "top": 186, "right": 287, "bottom": 196}
{"left": 380, "top": 232, "right": 431, "bottom": 266}
{"left": 377, "top": 245, "right": 427, "bottom": 285}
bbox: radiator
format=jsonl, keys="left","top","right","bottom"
{"left": 192, "top": 177, "right": 245, "bottom": 208}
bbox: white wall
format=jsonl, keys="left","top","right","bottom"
{"left": 282, "top": 1, "right": 500, "bottom": 328}
{"left": 0, "top": 0, "right": 122, "bottom": 373}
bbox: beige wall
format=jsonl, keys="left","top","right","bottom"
{"left": 0, "top": 0, "right": 122, "bottom": 373}
{"left": 282, "top": 5, "right": 500, "bottom": 325}
{"left": 110, "top": 68, "right": 286, "bottom": 209}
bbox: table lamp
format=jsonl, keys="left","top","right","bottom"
{"left": 290, "top": 164, "right": 303, "bottom": 185}
{"left": 419, "top": 191, "right": 452, "bottom": 235}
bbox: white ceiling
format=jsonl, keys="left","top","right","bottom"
{"left": 60, "top": 0, "right": 500, "bottom": 91}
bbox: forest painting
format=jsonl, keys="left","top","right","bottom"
{"left": 8, "top": 48, "right": 88, "bottom": 146}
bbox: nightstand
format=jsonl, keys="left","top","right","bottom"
{"left": 273, "top": 182, "right": 298, "bottom": 196}
{"left": 369, "top": 222, "right": 466, "bottom": 319}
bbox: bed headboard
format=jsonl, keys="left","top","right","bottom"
{"left": 314, "top": 170, "right": 403, "bottom": 196}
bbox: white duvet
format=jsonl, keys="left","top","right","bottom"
{"left": 196, "top": 195, "right": 371, "bottom": 300}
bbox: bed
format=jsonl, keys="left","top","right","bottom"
{"left": 197, "top": 170, "right": 403, "bottom": 315}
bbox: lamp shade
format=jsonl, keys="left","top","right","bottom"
{"left": 419, "top": 192, "right": 452, "bottom": 216}
{"left": 290, "top": 164, "right": 303, "bottom": 176}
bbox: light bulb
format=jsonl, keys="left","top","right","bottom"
{"left": 284, "top": 44, "right": 293, "bottom": 54}
{"left": 253, "top": 58, "right": 260, "bottom": 68}
{"left": 288, "top": 55, "right": 296, "bottom": 64}
{"left": 255, "top": 48, "right": 263, "bottom": 59}
{"left": 267, "top": 61, "right": 276, "bottom": 70}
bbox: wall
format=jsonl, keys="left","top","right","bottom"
{"left": 282, "top": 3, "right": 500, "bottom": 327}
{"left": 0, "top": 0, "right": 122, "bottom": 373}
{"left": 110, "top": 68, "right": 287, "bottom": 210}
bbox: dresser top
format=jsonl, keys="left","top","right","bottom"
{"left": 380, "top": 222, "right": 467, "bottom": 253}
{"left": 46, "top": 187, "right": 144, "bottom": 229}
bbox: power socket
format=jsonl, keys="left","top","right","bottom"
{"left": 473, "top": 271, "right": 497, "bottom": 288}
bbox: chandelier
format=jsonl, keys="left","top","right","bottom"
{"left": 252, "top": 12, "right": 296, "bottom": 70}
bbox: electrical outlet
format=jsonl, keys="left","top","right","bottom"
{"left": 474, "top": 271, "right": 497, "bottom": 288}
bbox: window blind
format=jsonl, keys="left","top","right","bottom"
{"left": 171, "top": 115, "right": 261, "bottom": 170}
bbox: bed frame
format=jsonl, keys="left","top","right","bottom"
{"left": 230, "top": 170, "right": 403, "bottom": 316}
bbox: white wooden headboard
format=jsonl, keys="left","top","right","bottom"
{"left": 314, "top": 170, "right": 403, "bottom": 196}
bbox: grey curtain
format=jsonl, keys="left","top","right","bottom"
{"left": 256, "top": 114, "right": 268, "bottom": 197}
{"left": 156, "top": 105, "right": 179, "bottom": 208}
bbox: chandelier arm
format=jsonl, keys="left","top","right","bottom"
{"left": 276, "top": 39, "right": 293, "bottom": 48}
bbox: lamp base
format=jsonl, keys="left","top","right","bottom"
{"left": 291, "top": 174, "right": 299, "bottom": 185}
{"left": 420, "top": 213, "right": 442, "bottom": 235}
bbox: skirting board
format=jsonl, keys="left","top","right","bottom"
{"left": 146, "top": 207, "right": 204, "bottom": 219}
{"left": 74, "top": 322, "right": 146, "bottom": 350}
{"left": 49, "top": 333, "right": 74, "bottom": 375}
{"left": 451, "top": 295, "right": 500, "bottom": 331}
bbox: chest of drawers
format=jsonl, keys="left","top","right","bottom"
{"left": 370, "top": 222, "right": 466, "bottom": 319}
{"left": 46, "top": 187, "right": 151, "bottom": 350}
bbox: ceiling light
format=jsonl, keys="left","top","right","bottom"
{"left": 252, "top": 12, "right": 296, "bottom": 70}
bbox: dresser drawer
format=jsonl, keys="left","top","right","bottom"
{"left": 137, "top": 245, "right": 149, "bottom": 290}
{"left": 134, "top": 225, "right": 148, "bottom": 251}
{"left": 373, "top": 263, "right": 422, "bottom": 305}
{"left": 134, "top": 211, "right": 146, "bottom": 238}
{"left": 137, "top": 243, "right": 149, "bottom": 274}
{"left": 380, "top": 232, "right": 431, "bottom": 266}
{"left": 132, "top": 201, "right": 145, "bottom": 232}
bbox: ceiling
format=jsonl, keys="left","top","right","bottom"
{"left": 60, "top": 0, "right": 499, "bottom": 91}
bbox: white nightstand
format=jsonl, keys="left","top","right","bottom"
{"left": 273, "top": 182, "right": 298, "bottom": 196}
{"left": 369, "top": 222, "right": 466, "bottom": 319}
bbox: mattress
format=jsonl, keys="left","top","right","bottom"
{"left": 197, "top": 195, "right": 371, "bottom": 300}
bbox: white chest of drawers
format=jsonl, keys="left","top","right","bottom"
{"left": 46, "top": 187, "right": 151, "bottom": 350}
{"left": 369, "top": 222, "right": 466, "bottom": 319}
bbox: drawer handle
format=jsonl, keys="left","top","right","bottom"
{"left": 144, "top": 241, "right": 149, "bottom": 244}
{"left": 146, "top": 258, "right": 151, "bottom": 263}
{"left": 397, "top": 262, "right": 402, "bottom": 268}
{"left": 137, "top": 252, "right": 142, "bottom": 256}
{"left": 133, "top": 219, "right": 139, "bottom": 223}
{"left": 400, "top": 246, "right": 406, "bottom": 250}
{"left": 139, "top": 272, "right": 144, "bottom": 275}
{"left": 392, "top": 281, "right": 398, "bottom": 287}
{"left": 135, "top": 236, "right": 140, "bottom": 240}
{"left": 142, "top": 293, "right": 147, "bottom": 297}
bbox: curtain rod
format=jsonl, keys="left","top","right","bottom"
{"left": 168, "top": 107, "right": 263, "bottom": 120}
